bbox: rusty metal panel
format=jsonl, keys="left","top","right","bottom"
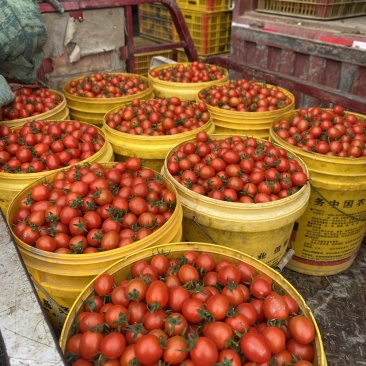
{"left": 350, "top": 65, "right": 366, "bottom": 96}
{"left": 226, "top": 25, "right": 366, "bottom": 111}
{"left": 281, "top": 242, "right": 366, "bottom": 365}
{"left": 323, "top": 59, "right": 342, "bottom": 90}
{"left": 266, "top": 45, "right": 281, "bottom": 72}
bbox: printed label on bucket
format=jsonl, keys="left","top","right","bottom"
{"left": 290, "top": 186, "right": 366, "bottom": 262}
{"left": 33, "top": 281, "right": 69, "bottom": 336}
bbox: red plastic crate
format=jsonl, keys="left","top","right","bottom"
{"left": 257, "top": 0, "right": 366, "bottom": 20}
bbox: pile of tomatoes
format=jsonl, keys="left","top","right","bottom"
{"left": 0, "top": 120, "right": 105, "bottom": 173}
{"left": 272, "top": 105, "right": 366, "bottom": 158}
{"left": 197, "top": 79, "right": 293, "bottom": 113}
{"left": 64, "top": 249, "right": 317, "bottom": 366}
{"left": 65, "top": 73, "right": 150, "bottom": 99}
{"left": 166, "top": 133, "right": 308, "bottom": 203}
{"left": 1, "top": 87, "right": 63, "bottom": 121}
{"left": 11, "top": 159, "right": 177, "bottom": 253}
{"left": 149, "top": 62, "right": 227, "bottom": 83}
{"left": 105, "top": 97, "right": 211, "bottom": 136}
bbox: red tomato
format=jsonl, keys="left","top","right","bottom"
{"left": 79, "top": 330, "right": 103, "bottom": 361}
{"left": 202, "top": 321, "right": 233, "bottom": 351}
{"left": 190, "top": 336, "right": 218, "bottom": 366}
{"left": 145, "top": 280, "right": 169, "bottom": 308}
{"left": 134, "top": 334, "right": 163, "bottom": 364}
{"left": 206, "top": 294, "right": 230, "bottom": 321}
{"left": 163, "top": 335, "right": 188, "bottom": 364}
{"left": 94, "top": 273, "right": 115, "bottom": 296}
{"left": 262, "top": 292, "right": 290, "bottom": 321}
{"left": 288, "top": 315, "right": 316, "bottom": 345}
{"left": 240, "top": 332, "right": 271, "bottom": 363}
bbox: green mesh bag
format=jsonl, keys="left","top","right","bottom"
{"left": 0, "top": 0, "right": 48, "bottom": 83}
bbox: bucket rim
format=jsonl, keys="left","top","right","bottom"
{"left": 162, "top": 133, "right": 310, "bottom": 210}
{"left": 102, "top": 103, "right": 215, "bottom": 142}
{"left": 59, "top": 241, "right": 326, "bottom": 365}
{"left": 196, "top": 81, "right": 295, "bottom": 118}
{"left": 0, "top": 89, "right": 66, "bottom": 126}
{"left": 63, "top": 73, "right": 153, "bottom": 105}
{"left": 269, "top": 109, "right": 366, "bottom": 164}
{"left": 0, "top": 120, "right": 109, "bottom": 180}
{"left": 148, "top": 62, "right": 229, "bottom": 86}
{"left": 7, "top": 162, "right": 183, "bottom": 261}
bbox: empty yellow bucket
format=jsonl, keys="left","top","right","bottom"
{"left": 6, "top": 163, "right": 183, "bottom": 334}
{"left": 161, "top": 134, "right": 311, "bottom": 267}
{"left": 270, "top": 110, "right": 366, "bottom": 275}
{"left": 59, "top": 242, "right": 326, "bottom": 366}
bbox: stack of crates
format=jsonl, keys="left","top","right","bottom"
{"left": 174, "top": 0, "right": 234, "bottom": 62}
{"left": 138, "top": 0, "right": 233, "bottom": 65}
{"left": 133, "top": 37, "right": 174, "bottom": 76}
{"left": 256, "top": 0, "right": 366, "bottom": 20}
{"left": 135, "top": 3, "right": 174, "bottom": 76}
{"left": 139, "top": 2, "right": 173, "bottom": 43}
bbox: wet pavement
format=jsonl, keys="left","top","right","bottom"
{"left": 282, "top": 242, "right": 366, "bottom": 365}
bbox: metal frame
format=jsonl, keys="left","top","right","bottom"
{"left": 38, "top": 0, "right": 198, "bottom": 73}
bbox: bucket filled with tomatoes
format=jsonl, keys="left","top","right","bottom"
{"left": 0, "top": 120, "right": 114, "bottom": 214}
{"left": 148, "top": 61, "right": 229, "bottom": 101}
{"left": 197, "top": 79, "right": 295, "bottom": 139}
{"left": 102, "top": 96, "right": 215, "bottom": 172}
{"left": 63, "top": 72, "right": 154, "bottom": 126}
{"left": 59, "top": 242, "right": 326, "bottom": 366}
{"left": 161, "top": 132, "right": 311, "bottom": 267}
{"left": 270, "top": 106, "right": 366, "bottom": 276}
{"left": 0, "top": 86, "right": 69, "bottom": 128}
{"left": 7, "top": 158, "right": 183, "bottom": 334}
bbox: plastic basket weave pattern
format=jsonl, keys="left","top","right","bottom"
{"left": 172, "top": 10, "right": 232, "bottom": 54}
{"left": 257, "top": 0, "right": 366, "bottom": 20}
{"left": 176, "top": 0, "right": 235, "bottom": 11}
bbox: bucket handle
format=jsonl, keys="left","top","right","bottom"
{"left": 275, "top": 248, "right": 295, "bottom": 273}
{"left": 310, "top": 182, "right": 366, "bottom": 222}
{"left": 192, "top": 216, "right": 218, "bottom": 244}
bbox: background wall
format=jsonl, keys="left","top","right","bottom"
{"left": 41, "top": 8, "right": 127, "bottom": 90}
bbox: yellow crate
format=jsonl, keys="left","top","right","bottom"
{"left": 176, "top": 0, "right": 234, "bottom": 11}
{"left": 172, "top": 10, "right": 232, "bottom": 54}
{"left": 257, "top": 0, "right": 366, "bottom": 20}
{"left": 139, "top": 3, "right": 174, "bottom": 42}
{"left": 134, "top": 50, "right": 174, "bottom": 76}
{"left": 139, "top": 2, "right": 171, "bottom": 19}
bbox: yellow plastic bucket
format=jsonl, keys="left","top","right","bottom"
{"left": 6, "top": 163, "right": 183, "bottom": 334}
{"left": 148, "top": 63, "right": 229, "bottom": 101}
{"left": 59, "top": 242, "right": 326, "bottom": 366}
{"left": 269, "top": 110, "right": 366, "bottom": 275}
{"left": 0, "top": 121, "right": 114, "bottom": 215}
{"left": 0, "top": 89, "right": 69, "bottom": 128}
{"left": 161, "top": 134, "right": 311, "bottom": 267}
{"left": 63, "top": 73, "right": 154, "bottom": 125}
{"left": 102, "top": 106, "right": 215, "bottom": 172}
{"left": 197, "top": 83, "right": 295, "bottom": 139}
